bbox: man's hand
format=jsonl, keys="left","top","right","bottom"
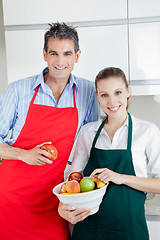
{"left": 0, "top": 142, "right": 53, "bottom": 166}
{"left": 20, "top": 142, "right": 53, "bottom": 166}
{"left": 58, "top": 202, "right": 91, "bottom": 224}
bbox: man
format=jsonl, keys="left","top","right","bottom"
{"left": 0, "top": 23, "right": 100, "bottom": 240}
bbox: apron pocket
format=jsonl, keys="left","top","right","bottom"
{"left": 72, "top": 223, "right": 133, "bottom": 240}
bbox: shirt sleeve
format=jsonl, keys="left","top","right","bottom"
{"left": 83, "top": 84, "right": 100, "bottom": 124}
{"left": 0, "top": 83, "right": 18, "bottom": 144}
{"left": 67, "top": 126, "right": 91, "bottom": 178}
{"left": 145, "top": 123, "right": 160, "bottom": 178}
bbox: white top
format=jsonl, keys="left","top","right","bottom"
{"left": 69, "top": 114, "right": 160, "bottom": 178}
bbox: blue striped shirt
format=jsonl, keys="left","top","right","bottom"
{"left": 0, "top": 68, "right": 100, "bottom": 145}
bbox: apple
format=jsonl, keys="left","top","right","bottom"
{"left": 68, "top": 172, "right": 83, "bottom": 182}
{"left": 41, "top": 144, "right": 58, "bottom": 161}
{"left": 80, "top": 178, "right": 95, "bottom": 192}
{"left": 60, "top": 182, "right": 67, "bottom": 193}
{"left": 60, "top": 180, "right": 81, "bottom": 194}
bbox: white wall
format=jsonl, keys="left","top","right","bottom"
{"left": 0, "top": 0, "right": 7, "bottom": 96}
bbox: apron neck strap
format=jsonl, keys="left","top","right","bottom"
{"left": 92, "top": 117, "right": 107, "bottom": 147}
{"left": 73, "top": 85, "right": 76, "bottom": 108}
{"left": 92, "top": 113, "right": 133, "bottom": 150}
{"left": 127, "top": 113, "right": 132, "bottom": 150}
{"left": 31, "top": 85, "right": 76, "bottom": 107}
{"left": 31, "top": 85, "right": 40, "bottom": 104}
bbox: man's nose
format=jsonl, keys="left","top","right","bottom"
{"left": 56, "top": 55, "right": 65, "bottom": 65}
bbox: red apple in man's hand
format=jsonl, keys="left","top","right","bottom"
{"left": 41, "top": 144, "right": 58, "bottom": 161}
{"left": 68, "top": 172, "right": 83, "bottom": 182}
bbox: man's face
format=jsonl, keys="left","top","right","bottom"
{"left": 43, "top": 38, "right": 81, "bottom": 82}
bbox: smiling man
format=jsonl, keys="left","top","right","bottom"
{"left": 0, "top": 23, "right": 100, "bottom": 240}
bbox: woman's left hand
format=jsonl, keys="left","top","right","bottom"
{"left": 90, "top": 168, "right": 125, "bottom": 185}
{"left": 58, "top": 202, "right": 91, "bottom": 224}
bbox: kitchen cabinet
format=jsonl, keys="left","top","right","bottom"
{"left": 73, "top": 25, "right": 128, "bottom": 82}
{"left": 2, "top": 0, "right": 160, "bottom": 94}
{"left": 129, "top": 22, "right": 160, "bottom": 95}
{"left": 128, "top": 0, "right": 160, "bottom": 18}
{"left": 5, "top": 25, "right": 128, "bottom": 84}
{"left": 2, "top": 0, "right": 127, "bottom": 26}
{"left": 129, "top": 22, "right": 160, "bottom": 81}
{"left": 5, "top": 30, "right": 46, "bottom": 84}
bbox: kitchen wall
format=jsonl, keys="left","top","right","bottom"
{"left": 0, "top": 0, "right": 160, "bottom": 239}
{"left": 0, "top": 0, "right": 7, "bottom": 96}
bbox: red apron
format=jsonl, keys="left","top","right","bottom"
{"left": 0, "top": 85, "right": 78, "bottom": 240}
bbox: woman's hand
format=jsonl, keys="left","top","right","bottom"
{"left": 90, "top": 168, "right": 125, "bottom": 185}
{"left": 19, "top": 142, "right": 53, "bottom": 166}
{"left": 90, "top": 168, "right": 160, "bottom": 194}
{"left": 58, "top": 202, "right": 91, "bottom": 224}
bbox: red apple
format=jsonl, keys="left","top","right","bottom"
{"left": 60, "top": 182, "right": 67, "bottom": 193}
{"left": 41, "top": 144, "right": 58, "bottom": 161}
{"left": 60, "top": 180, "right": 81, "bottom": 194}
{"left": 68, "top": 172, "right": 83, "bottom": 182}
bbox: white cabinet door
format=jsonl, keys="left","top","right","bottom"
{"left": 5, "top": 25, "right": 128, "bottom": 84}
{"left": 5, "top": 30, "right": 46, "bottom": 84}
{"left": 128, "top": 0, "right": 160, "bottom": 18}
{"left": 2, "top": 0, "right": 127, "bottom": 26}
{"left": 129, "top": 22, "right": 160, "bottom": 81}
{"left": 73, "top": 25, "right": 128, "bottom": 82}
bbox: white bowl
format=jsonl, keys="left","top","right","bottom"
{"left": 53, "top": 181, "right": 108, "bottom": 215}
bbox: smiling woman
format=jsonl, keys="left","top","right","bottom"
{"left": 95, "top": 68, "right": 130, "bottom": 141}
{"left": 58, "top": 67, "right": 160, "bottom": 240}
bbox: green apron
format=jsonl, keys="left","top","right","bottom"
{"left": 72, "top": 113, "right": 149, "bottom": 240}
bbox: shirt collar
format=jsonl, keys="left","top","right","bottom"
{"left": 32, "top": 67, "right": 78, "bottom": 91}
{"left": 88, "top": 115, "right": 129, "bottom": 134}
{"left": 32, "top": 68, "right": 47, "bottom": 91}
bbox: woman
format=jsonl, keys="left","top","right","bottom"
{"left": 58, "top": 67, "right": 160, "bottom": 240}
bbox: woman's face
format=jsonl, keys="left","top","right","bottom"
{"left": 96, "top": 77, "right": 130, "bottom": 119}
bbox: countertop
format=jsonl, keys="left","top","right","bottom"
{"left": 145, "top": 194, "right": 160, "bottom": 216}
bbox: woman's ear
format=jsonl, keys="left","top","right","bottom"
{"left": 127, "top": 85, "right": 131, "bottom": 98}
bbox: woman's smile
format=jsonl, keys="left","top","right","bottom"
{"left": 108, "top": 105, "right": 121, "bottom": 112}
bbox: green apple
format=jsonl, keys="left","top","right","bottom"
{"left": 80, "top": 178, "right": 95, "bottom": 192}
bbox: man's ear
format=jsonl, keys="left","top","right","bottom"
{"left": 43, "top": 49, "right": 47, "bottom": 62}
{"left": 75, "top": 50, "right": 81, "bottom": 63}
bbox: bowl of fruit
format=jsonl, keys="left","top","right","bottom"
{"left": 53, "top": 172, "right": 108, "bottom": 215}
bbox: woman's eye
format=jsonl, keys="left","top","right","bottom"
{"left": 115, "top": 91, "right": 121, "bottom": 95}
{"left": 101, "top": 94, "right": 107, "bottom": 98}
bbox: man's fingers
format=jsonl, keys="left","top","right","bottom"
{"left": 36, "top": 142, "right": 52, "bottom": 148}
{"left": 38, "top": 155, "right": 53, "bottom": 164}
{"left": 38, "top": 148, "right": 51, "bottom": 158}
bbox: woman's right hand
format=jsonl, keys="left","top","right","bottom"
{"left": 19, "top": 142, "right": 53, "bottom": 166}
{"left": 58, "top": 202, "right": 91, "bottom": 224}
